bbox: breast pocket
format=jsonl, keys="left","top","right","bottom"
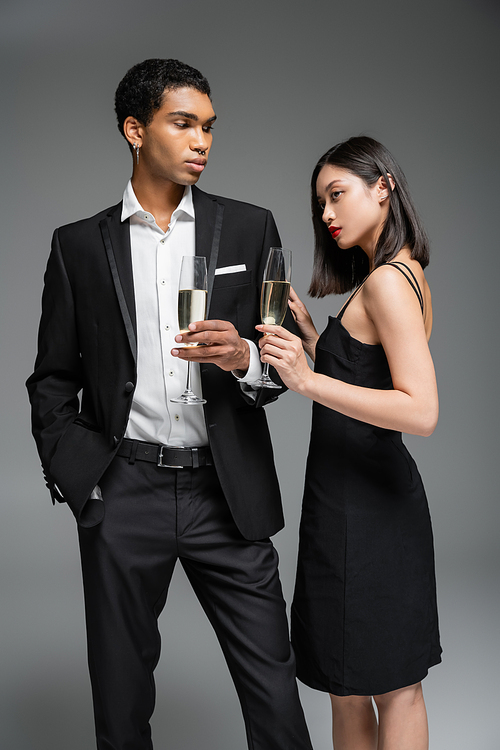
{"left": 209, "top": 270, "right": 253, "bottom": 331}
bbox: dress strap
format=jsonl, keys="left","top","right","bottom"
{"left": 337, "top": 270, "right": 372, "bottom": 321}
{"left": 337, "top": 284, "right": 363, "bottom": 321}
{"left": 386, "top": 262, "right": 424, "bottom": 314}
{"left": 337, "top": 261, "right": 424, "bottom": 320}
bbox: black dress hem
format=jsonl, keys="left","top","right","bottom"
{"left": 296, "top": 650, "right": 442, "bottom": 697}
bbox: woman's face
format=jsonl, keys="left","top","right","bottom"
{"left": 316, "top": 165, "right": 388, "bottom": 256}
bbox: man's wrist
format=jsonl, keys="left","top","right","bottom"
{"left": 232, "top": 339, "right": 250, "bottom": 377}
{"left": 232, "top": 339, "right": 261, "bottom": 382}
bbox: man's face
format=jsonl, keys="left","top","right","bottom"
{"left": 139, "top": 87, "right": 216, "bottom": 186}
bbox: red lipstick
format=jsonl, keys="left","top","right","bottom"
{"left": 329, "top": 226, "right": 341, "bottom": 239}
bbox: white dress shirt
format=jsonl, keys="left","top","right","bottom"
{"left": 122, "top": 181, "right": 261, "bottom": 448}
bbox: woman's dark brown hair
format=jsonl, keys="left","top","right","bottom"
{"left": 309, "top": 136, "right": 430, "bottom": 297}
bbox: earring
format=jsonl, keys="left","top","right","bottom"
{"left": 133, "top": 143, "right": 140, "bottom": 165}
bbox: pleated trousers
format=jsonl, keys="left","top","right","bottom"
{"left": 78, "top": 453, "right": 312, "bottom": 750}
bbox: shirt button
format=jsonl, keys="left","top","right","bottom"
{"left": 168, "top": 370, "right": 174, "bottom": 377}
{"left": 174, "top": 414, "right": 180, "bottom": 421}
{"left": 164, "top": 325, "right": 170, "bottom": 331}
{"left": 160, "top": 239, "right": 165, "bottom": 244}
{"left": 144, "top": 214, "right": 149, "bottom": 220}
{"left": 160, "top": 279, "right": 166, "bottom": 285}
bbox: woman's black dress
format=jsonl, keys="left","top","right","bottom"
{"left": 291, "top": 263, "right": 441, "bottom": 697}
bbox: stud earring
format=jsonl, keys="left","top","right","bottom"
{"left": 133, "top": 143, "right": 140, "bottom": 165}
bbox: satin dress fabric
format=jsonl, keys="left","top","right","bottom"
{"left": 291, "top": 269, "right": 441, "bottom": 697}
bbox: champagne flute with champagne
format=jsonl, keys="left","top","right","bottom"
{"left": 171, "top": 255, "right": 208, "bottom": 405}
{"left": 255, "top": 247, "right": 292, "bottom": 389}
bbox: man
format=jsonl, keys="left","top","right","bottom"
{"left": 26, "top": 59, "right": 312, "bottom": 750}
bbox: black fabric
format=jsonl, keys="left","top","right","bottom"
{"left": 26, "top": 188, "right": 287, "bottom": 538}
{"left": 100, "top": 215, "right": 137, "bottom": 361}
{"left": 26, "top": 186, "right": 312, "bottom": 749}
{"left": 79, "top": 457, "right": 312, "bottom": 750}
{"left": 206, "top": 202, "right": 224, "bottom": 314}
{"left": 291, "top": 315, "right": 441, "bottom": 696}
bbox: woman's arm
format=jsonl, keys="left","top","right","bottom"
{"left": 257, "top": 266, "right": 438, "bottom": 436}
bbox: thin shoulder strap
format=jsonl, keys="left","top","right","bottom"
{"left": 337, "top": 275, "right": 369, "bottom": 320}
{"left": 337, "top": 261, "right": 424, "bottom": 320}
{"left": 386, "top": 261, "right": 424, "bottom": 314}
{"left": 337, "top": 266, "right": 380, "bottom": 320}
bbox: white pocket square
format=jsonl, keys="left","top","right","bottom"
{"left": 214, "top": 264, "right": 247, "bottom": 275}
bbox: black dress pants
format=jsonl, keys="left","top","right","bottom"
{"left": 78, "top": 454, "right": 312, "bottom": 750}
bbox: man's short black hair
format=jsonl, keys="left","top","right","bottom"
{"left": 114, "top": 58, "right": 211, "bottom": 139}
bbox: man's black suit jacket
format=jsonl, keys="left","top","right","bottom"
{"left": 27, "top": 186, "right": 287, "bottom": 539}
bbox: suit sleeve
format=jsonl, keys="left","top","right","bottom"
{"left": 26, "top": 228, "right": 83, "bottom": 501}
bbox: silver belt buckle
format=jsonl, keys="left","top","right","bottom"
{"left": 157, "top": 446, "right": 183, "bottom": 469}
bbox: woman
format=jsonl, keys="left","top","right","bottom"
{"left": 257, "top": 137, "right": 441, "bottom": 750}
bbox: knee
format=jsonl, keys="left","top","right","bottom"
{"left": 373, "top": 681, "right": 423, "bottom": 712}
{"left": 330, "top": 693, "right": 373, "bottom": 716}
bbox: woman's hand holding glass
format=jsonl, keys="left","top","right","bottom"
{"left": 254, "top": 247, "right": 292, "bottom": 388}
{"left": 256, "top": 322, "right": 313, "bottom": 394}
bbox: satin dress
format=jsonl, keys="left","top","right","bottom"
{"left": 291, "top": 263, "right": 441, "bottom": 696}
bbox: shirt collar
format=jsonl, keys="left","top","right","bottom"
{"left": 121, "top": 180, "right": 195, "bottom": 223}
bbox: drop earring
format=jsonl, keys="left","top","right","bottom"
{"left": 133, "top": 143, "right": 140, "bottom": 165}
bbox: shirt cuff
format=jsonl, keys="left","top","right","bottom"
{"left": 232, "top": 339, "right": 262, "bottom": 383}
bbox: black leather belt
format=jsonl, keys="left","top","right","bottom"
{"left": 117, "top": 439, "right": 213, "bottom": 469}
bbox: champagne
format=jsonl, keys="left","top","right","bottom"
{"left": 254, "top": 247, "right": 291, "bottom": 390}
{"left": 260, "top": 280, "right": 290, "bottom": 325}
{"left": 171, "top": 256, "right": 208, "bottom": 405}
{"left": 178, "top": 289, "right": 207, "bottom": 335}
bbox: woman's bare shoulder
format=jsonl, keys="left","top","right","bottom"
{"left": 363, "top": 262, "right": 417, "bottom": 304}
{"left": 362, "top": 259, "right": 433, "bottom": 336}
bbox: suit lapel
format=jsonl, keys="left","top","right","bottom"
{"left": 99, "top": 203, "right": 137, "bottom": 361}
{"left": 192, "top": 186, "right": 225, "bottom": 315}
{"left": 98, "top": 189, "right": 224, "bottom": 360}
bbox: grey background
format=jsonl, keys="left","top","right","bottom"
{"left": 1, "top": 0, "right": 499, "bottom": 748}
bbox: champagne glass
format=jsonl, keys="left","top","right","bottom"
{"left": 171, "top": 256, "right": 208, "bottom": 405}
{"left": 255, "top": 247, "right": 292, "bottom": 389}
